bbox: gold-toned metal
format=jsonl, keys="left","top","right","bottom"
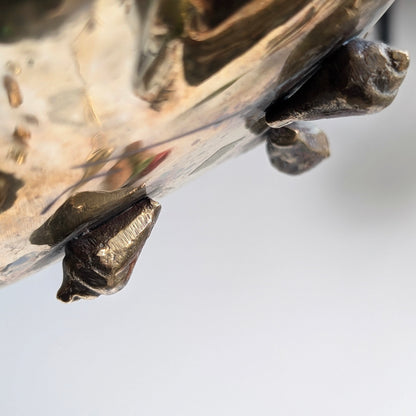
{"left": 77, "top": 146, "right": 114, "bottom": 189}
{"left": 12, "top": 125, "right": 31, "bottom": 142}
{"left": 0, "top": 0, "right": 399, "bottom": 286}
{"left": 3, "top": 74, "right": 22, "bottom": 108}
{"left": 7, "top": 125, "right": 31, "bottom": 164}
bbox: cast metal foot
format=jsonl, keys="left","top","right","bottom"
{"left": 265, "top": 37, "right": 409, "bottom": 176}
{"left": 266, "top": 123, "right": 329, "bottom": 175}
{"left": 56, "top": 196, "right": 160, "bottom": 303}
{"left": 265, "top": 38, "right": 409, "bottom": 127}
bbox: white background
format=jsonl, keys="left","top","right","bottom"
{"left": 1, "top": 1, "right": 416, "bottom": 415}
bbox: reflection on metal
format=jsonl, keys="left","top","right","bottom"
{"left": 57, "top": 196, "right": 160, "bottom": 303}
{"left": 135, "top": 0, "right": 313, "bottom": 101}
{"left": 22, "top": 113, "right": 39, "bottom": 125}
{"left": 377, "top": 2, "right": 394, "bottom": 43}
{"left": 190, "top": 138, "right": 245, "bottom": 175}
{"left": 0, "top": 0, "right": 405, "bottom": 292}
{"left": 0, "top": 171, "right": 24, "bottom": 213}
{"left": 0, "top": 1, "right": 90, "bottom": 43}
{"left": 8, "top": 125, "right": 31, "bottom": 164}
{"left": 103, "top": 142, "right": 171, "bottom": 190}
{"left": 3, "top": 74, "right": 22, "bottom": 107}
{"left": 266, "top": 123, "right": 329, "bottom": 175}
{"left": 30, "top": 186, "right": 147, "bottom": 247}
{"left": 266, "top": 39, "right": 409, "bottom": 127}
{"left": 0, "top": 172, "right": 11, "bottom": 211}
{"left": 77, "top": 146, "right": 114, "bottom": 189}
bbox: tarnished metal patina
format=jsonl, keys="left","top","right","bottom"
{"left": 266, "top": 123, "right": 330, "bottom": 175}
{"left": 0, "top": 1, "right": 409, "bottom": 300}
{"left": 266, "top": 38, "right": 409, "bottom": 127}
{"left": 57, "top": 196, "right": 160, "bottom": 302}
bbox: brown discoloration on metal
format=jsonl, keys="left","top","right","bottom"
{"left": 12, "top": 126, "right": 31, "bottom": 143}
{"left": 3, "top": 75, "right": 23, "bottom": 108}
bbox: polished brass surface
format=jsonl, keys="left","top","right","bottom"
{"left": 0, "top": 0, "right": 398, "bottom": 286}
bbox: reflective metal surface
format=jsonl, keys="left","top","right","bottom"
{"left": 57, "top": 195, "right": 160, "bottom": 302}
{"left": 266, "top": 38, "right": 409, "bottom": 127}
{"left": 0, "top": 0, "right": 398, "bottom": 285}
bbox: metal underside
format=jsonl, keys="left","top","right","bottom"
{"left": 0, "top": 0, "right": 395, "bottom": 284}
